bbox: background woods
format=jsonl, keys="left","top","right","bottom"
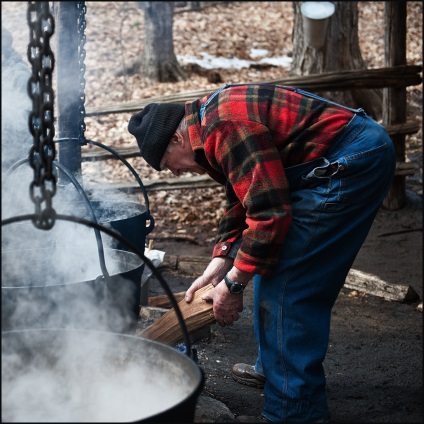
{"left": 1, "top": 1, "right": 422, "bottom": 238}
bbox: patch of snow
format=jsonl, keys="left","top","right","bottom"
{"left": 249, "top": 48, "right": 269, "bottom": 58}
{"left": 177, "top": 52, "right": 292, "bottom": 70}
{"left": 259, "top": 55, "right": 292, "bottom": 68}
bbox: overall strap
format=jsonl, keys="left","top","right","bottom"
{"left": 199, "top": 84, "right": 229, "bottom": 121}
{"left": 199, "top": 83, "right": 365, "bottom": 120}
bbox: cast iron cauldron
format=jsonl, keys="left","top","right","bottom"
{"left": 2, "top": 328, "right": 204, "bottom": 422}
{"left": 60, "top": 199, "right": 153, "bottom": 252}
{"left": 58, "top": 199, "right": 155, "bottom": 305}
{"left": 1, "top": 245, "right": 143, "bottom": 333}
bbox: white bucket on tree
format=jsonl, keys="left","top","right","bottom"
{"left": 301, "top": 2, "right": 336, "bottom": 49}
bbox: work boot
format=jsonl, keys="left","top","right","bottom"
{"left": 231, "top": 363, "right": 266, "bottom": 388}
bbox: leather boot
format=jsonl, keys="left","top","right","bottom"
{"left": 231, "top": 363, "right": 266, "bottom": 388}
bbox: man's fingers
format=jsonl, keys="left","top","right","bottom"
{"left": 215, "top": 313, "right": 239, "bottom": 327}
{"left": 201, "top": 288, "right": 214, "bottom": 301}
{"left": 184, "top": 288, "right": 193, "bottom": 303}
{"left": 185, "top": 279, "right": 202, "bottom": 302}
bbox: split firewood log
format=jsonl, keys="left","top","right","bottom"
{"left": 138, "top": 283, "right": 216, "bottom": 345}
{"left": 148, "top": 291, "right": 186, "bottom": 308}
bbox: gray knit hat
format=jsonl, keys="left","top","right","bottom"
{"left": 128, "top": 103, "right": 185, "bottom": 171}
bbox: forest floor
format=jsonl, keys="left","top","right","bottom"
{"left": 2, "top": 2, "right": 423, "bottom": 423}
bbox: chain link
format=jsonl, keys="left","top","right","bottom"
{"left": 27, "top": 1, "right": 56, "bottom": 229}
{"left": 77, "top": 2, "right": 87, "bottom": 145}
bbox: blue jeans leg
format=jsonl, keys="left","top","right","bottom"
{"left": 253, "top": 114, "right": 395, "bottom": 422}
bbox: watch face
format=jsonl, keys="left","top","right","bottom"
{"left": 225, "top": 275, "right": 245, "bottom": 294}
{"left": 230, "top": 282, "right": 245, "bottom": 294}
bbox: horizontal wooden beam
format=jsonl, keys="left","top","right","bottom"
{"left": 85, "top": 174, "right": 219, "bottom": 194}
{"left": 81, "top": 145, "right": 141, "bottom": 161}
{"left": 385, "top": 120, "right": 420, "bottom": 136}
{"left": 80, "top": 120, "right": 420, "bottom": 163}
{"left": 395, "top": 161, "right": 417, "bottom": 176}
{"left": 85, "top": 65, "right": 422, "bottom": 117}
{"left": 85, "top": 152, "right": 417, "bottom": 194}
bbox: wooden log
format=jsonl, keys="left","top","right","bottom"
{"left": 85, "top": 174, "right": 220, "bottom": 194}
{"left": 139, "top": 305, "right": 212, "bottom": 342}
{"left": 81, "top": 145, "right": 141, "bottom": 161}
{"left": 85, "top": 65, "right": 422, "bottom": 117}
{"left": 148, "top": 291, "right": 186, "bottom": 308}
{"left": 385, "top": 120, "right": 420, "bottom": 136}
{"left": 141, "top": 175, "right": 219, "bottom": 191}
{"left": 138, "top": 283, "right": 216, "bottom": 345}
{"left": 80, "top": 119, "right": 419, "bottom": 164}
{"left": 394, "top": 161, "right": 417, "bottom": 176}
{"left": 139, "top": 305, "right": 169, "bottom": 320}
{"left": 344, "top": 269, "right": 419, "bottom": 303}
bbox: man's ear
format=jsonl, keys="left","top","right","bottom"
{"left": 173, "top": 134, "right": 185, "bottom": 148}
{"left": 170, "top": 135, "right": 181, "bottom": 147}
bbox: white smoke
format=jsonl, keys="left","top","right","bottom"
{"left": 2, "top": 329, "right": 198, "bottom": 422}
{"left": 1, "top": 3, "right": 146, "bottom": 335}
{"left": 1, "top": 23, "right": 32, "bottom": 173}
{"left": 1, "top": 5, "right": 197, "bottom": 422}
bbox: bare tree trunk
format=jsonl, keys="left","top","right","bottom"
{"left": 117, "top": 2, "right": 187, "bottom": 81}
{"left": 291, "top": 1, "right": 382, "bottom": 119}
{"left": 141, "top": 1, "right": 187, "bottom": 82}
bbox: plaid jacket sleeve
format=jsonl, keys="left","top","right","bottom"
{"left": 206, "top": 119, "right": 292, "bottom": 277}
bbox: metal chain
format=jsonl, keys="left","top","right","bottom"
{"left": 77, "top": 2, "right": 87, "bottom": 145}
{"left": 27, "top": 1, "right": 56, "bottom": 229}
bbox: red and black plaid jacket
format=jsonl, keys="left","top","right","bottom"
{"left": 185, "top": 84, "right": 354, "bottom": 276}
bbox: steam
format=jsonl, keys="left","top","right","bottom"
{"left": 2, "top": 330, "right": 197, "bottom": 422}
{"left": 1, "top": 25, "right": 32, "bottom": 179}
{"left": 1, "top": 3, "right": 146, "bottom": 336}
{"left": 0, "top": 5, "right": 187, "bottom": 422}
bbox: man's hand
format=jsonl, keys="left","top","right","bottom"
{"left": 184, "top": 256, "right": 233, "bottom": 302}
{"left": 185, "top": 256, "right": 253, "bottom": 327}
{"left": 201, "top": 281, "right": 244, "bottom": 327}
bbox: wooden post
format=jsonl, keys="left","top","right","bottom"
{"left": 54, "top": 2, "right": 83, "bottom": 186}
{"left": 382, "top": 2, "right": 407, "bottom": 210}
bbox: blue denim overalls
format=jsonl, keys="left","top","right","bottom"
{"left": 201, "top": 84, "right": 396, "bottom": 422}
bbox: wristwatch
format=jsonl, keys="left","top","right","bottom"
{"left": 224, "top": 274, "right": 246, "bottom": 294}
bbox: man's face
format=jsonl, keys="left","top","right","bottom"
{"left": 159, "top": 131, "right": 206, "bottom": 177}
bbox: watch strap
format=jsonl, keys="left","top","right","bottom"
{"left": 224, "top": 274, "right": 245, "bottom": 294}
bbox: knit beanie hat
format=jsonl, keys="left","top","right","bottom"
{"left": 128, "top": 103, "right": 186, "bottom": 171}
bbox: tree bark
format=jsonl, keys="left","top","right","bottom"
{"left": 141, "top": 2, "right": 187, "bottom": 82}
{"left": 382, "top": 2, "right": 408, "bottom": 210}
{"left": 291, "top": 1, "right": 382, "bottom": 119}
{"left": 118, "top": 2, "right": 187, "bottom": 81}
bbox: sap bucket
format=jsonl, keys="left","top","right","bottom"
{"left": 301, "top": 2, "right": 335, "bottom": 49}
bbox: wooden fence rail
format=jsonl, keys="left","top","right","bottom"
{"left": 85, "top": 65, "right": 422, "bottom": 116}
{"left": 83, "top": 64, "right": 422, "bottom": 206}
{"left": 81, "top": 119, "right": 420, "bottom": 163}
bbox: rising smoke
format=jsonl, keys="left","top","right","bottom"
{"left": 1, "top": 5, "right": 143, "bottom": 334}
{"left": 1, "top": 5, "right": 177, "bottom": 420}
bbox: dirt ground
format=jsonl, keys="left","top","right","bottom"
{"left": 144, "top": 187, "right": 423, "bottom": 423}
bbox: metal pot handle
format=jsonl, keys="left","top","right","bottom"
{"left": 2, "top": 157, "right": 110, "bottom": 280}
{"left": 84, "top": 139, "right": 155, "bottom": 235}
{"left": 2, "top": 213, "right": 193, "bottom": 358}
